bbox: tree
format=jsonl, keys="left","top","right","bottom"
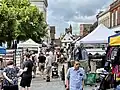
{"left": 0, "top": 0, "right": 47, "bottom": 48}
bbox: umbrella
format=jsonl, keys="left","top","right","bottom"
{"left": 0, "top": 46, "right": 6, "bottom": 54}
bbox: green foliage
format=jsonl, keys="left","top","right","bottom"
{"left": 0, "top": 0, "right": 47, "bottom": 47}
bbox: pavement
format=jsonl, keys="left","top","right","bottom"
{"left": 31, "top": 76, "right": 114, "bottom": 90}
{"left": 30, "top": 63, "right": 95, "bottom": 90}
{"left": 31, "top": 77, "right": 65, "bottom": 90}
{"left": 30, "top": 63, "right": 113, "bottom": 90}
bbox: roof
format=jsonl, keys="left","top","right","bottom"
{"left": 18, "top": 39, "right": 40, "bottom": 48}
{"left": 79, "top": 24, "right": 115, "bottom": 44}
{"left": 111, "top": 25, "right": 120, "bottom": 32}
{"left": 30, "top": 0, "right": 48, "bottom": 7}
{"left": 61, "top": 32, "right": 73, "bottom": 43}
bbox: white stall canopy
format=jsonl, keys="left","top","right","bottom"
{"left": 17, "top": 39, "right": 40, "bottom": 48}
{"left": 79, "top": 24, "right": 115, "bottom": 44}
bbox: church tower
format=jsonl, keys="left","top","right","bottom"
{"left": 69, "top": 24, "right": 72, "bottom": 34}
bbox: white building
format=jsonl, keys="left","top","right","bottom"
{"left": 43, "top": 25, "right": 51, "bottom": 44}
{"left": 61, "top": 32, "right": 73, "bottom": 48}
{"left": 30, "top": 0, "right": 48, "bottom": 21}
{"left": 30, "top": 0, "right": 49, "bottom": 45}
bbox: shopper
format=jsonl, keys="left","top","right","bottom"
{"left": 66, "top": 61, "right": 85, "bottom": 90}
{"left": 2, "top": 60, "right": 20, "bottom": 90}
{"left": 20, "top": 54, "right": 33, "bottom": 90}
{"left": 44, "top": 52, "right": 53, "bottom": 82}
{"left": 38, "top": 53, "right": 46, "bottom": 77}
{"left": 31, "top": 52, "right": 37, "bottom": 78}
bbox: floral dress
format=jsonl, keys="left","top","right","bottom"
{"left": 2, "top": 67, "right": 19, "bottom": 87}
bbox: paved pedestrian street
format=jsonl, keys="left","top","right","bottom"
{"left": 31, "top": 77, "right": 65, "bottom": 90}
{"left": 31, "top": 77, "right": 95, "bottom": 90}
{"left": 31, "top": 64, "right": 95, "bottom": 90}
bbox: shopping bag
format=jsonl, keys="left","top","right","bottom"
{"left": 85, "top": 73, "right": 96, "bottom": 85}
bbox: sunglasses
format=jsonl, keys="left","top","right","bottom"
{"left": 75, "top": 63, "right": 80, "bottom": 65}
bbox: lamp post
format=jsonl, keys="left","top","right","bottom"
{"left": 13, "top": 40, "right": 17, "bottom": 66}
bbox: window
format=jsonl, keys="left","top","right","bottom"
{"left": 117, "top": 7, "right": 120, "bottom": 25}
{"left": 116, "top": 10, "right": 118, "bottom": 25}
{"left": 112, "top": 12, "right": 114, "bottom": 27}
{"left": 113, "top": 11, "right": 116, "bottom": 26}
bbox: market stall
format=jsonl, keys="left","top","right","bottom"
{"left": 76, "top": 24, "right": 115, "bottom": 73}
{"left": 0, "top": 46, "right": 6, "bottom": 90}
{"left": 0, "top": 46, "right": 6, "bottom": 54}
{"left": 105, "top": 33, "right": 120, "bottom": 89}
{"left": 97, "top": 33, "right": 120, "bottom": 89}
{"left": 79, "top": 24, "right": 115, "bottom": 44}
{"left": 108, "top": 32, "right": 120, "bottom": 46}
{"left": 17, "top": 39, "right": 41, "bottom": 53}
{"left": 0, "top": 46, "right": 6, "bottom": 69}
{"left": 70, "top": 25, "right": 115, "bottom": 86}
{"left": 17, "top": 39, "right": 40, "bottom": 49}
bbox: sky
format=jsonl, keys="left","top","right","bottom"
{"left": 47, "top": 0, "right": 113, "bottom": 38}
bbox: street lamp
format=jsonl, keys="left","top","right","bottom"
{"left": 13, "top": 40, "right": 17, "bottom": 66}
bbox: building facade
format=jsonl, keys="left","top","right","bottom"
{"left": 55, "top": 39, "right": 61, "bottom": 46}
{"left": 80, "top": 24, "right": 92, "bottom": 37}
{"left": 50, "top": 26, "right": 55, "bottom": 40}
{"left": 97, "top": 10, "right": 111, "bottom": 28}
{"left": 96, "top": 0, "right": 120, "bottom": 32}
{"left": 30, "top": 0, "right": 48, "bottom": 21}
{"left": 42, "top": 26, "right": 55, "bottom": 45}
{"left": 61, "top": 32, "right": 73, "bottom": 48}
{"left": 110, "top": 0, "right": 120, "bottom": 28}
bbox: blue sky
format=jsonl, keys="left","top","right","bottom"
{"left": 47, "top": 0, "right": 113, "bottom": 38}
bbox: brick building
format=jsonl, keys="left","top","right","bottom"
{"left": 110, "top": 0, "right": 120, "bottom": 28}
{"left": 80, "top": 24, "right": 92, "bottom": 37}
{"left": 97, "top": 0, "right": 120, "bottom": 32}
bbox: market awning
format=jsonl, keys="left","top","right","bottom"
{"left": 17, "top": 39, "right": 40, "bottom": 48}
{"left": 108, "top": 33, "right": 120, "bottom": 46}
{"left": 79, "top": 24, "right": 115, "bottom": 44}
{"left": 0, "top": 46, "right": 6, "bottom": 54}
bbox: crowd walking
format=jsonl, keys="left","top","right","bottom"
{"left": 0, "top": 45, "right": 106, "bottom": 90}
{"left": 0, "top": 47, "right": 65, "bottom": 90}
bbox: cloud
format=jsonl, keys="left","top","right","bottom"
{"left": 47, "top": 0, "right": 113, "bottom": 37}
